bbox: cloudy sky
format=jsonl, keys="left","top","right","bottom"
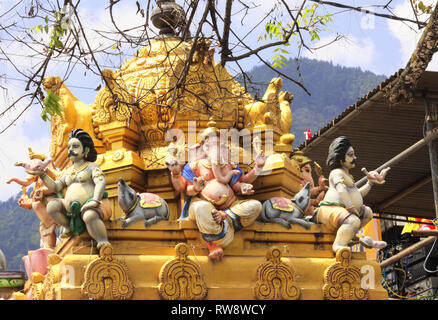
{"left": 0, "top": 0, "right": 437, "bottom": 201}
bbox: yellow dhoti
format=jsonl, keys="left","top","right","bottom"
{"left": 316, "top": 205, "right": 352, "bottom": 232}
{"left": 188, "top": 197, "right": 262, "bottom": 248}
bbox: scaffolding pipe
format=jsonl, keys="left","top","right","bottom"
{"left": 356, "top": 127, "right": 438, "bottom": 188}
{"left": 380, "top": 236, "right": 436, "bottom": 268}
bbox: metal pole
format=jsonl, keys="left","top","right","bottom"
{"left": 380, "top": 236, "right": 436, "bottom": 268}
{"left": 424, "top": 98, "right": 438, "bottom": 218}
{"left": 355, "top": 127, "right": 438, "bottom": 187}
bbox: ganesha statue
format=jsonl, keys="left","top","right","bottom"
{"left": 166, "top": 125, "right": 267, "bottom": 262}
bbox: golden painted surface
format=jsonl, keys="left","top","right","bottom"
{"left": 81, "top": 244, "right": 134, "bottom": 300}
{"left": 158, "top": 243, "right": 207, "bottom": 300}
{"left": 30, "top": 272, "right": 45, "bottom": 300}
{"left": 254, "top": 247, "right": 301, "bottom": 300}
{"left": 44, "top": 37, "right": 295, "bottom": 171}
{"left": 323, "top": 248, "right": 369, "bottom": 300}
{"left": 42, "top": 76, "right": 104, "bottom": 170}
{"left": 41, "top": 254, "right": 63, "bottom": 300}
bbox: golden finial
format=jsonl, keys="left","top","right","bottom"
{"left": 198, "top": 117, "right": 220, "bottom": 143}
{"left": 207, "top": 117, "right": 217, "bottom": 128}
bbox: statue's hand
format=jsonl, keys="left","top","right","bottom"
{"left": 24, "top": 169, "right": 45, "bottom": 177}
{"left": 318, "top": 176, "right": 328, "bottom": 192}
{"left": 81, "top": 199, "right": 100, "bottom": 211}
{"left": 241, "top": 183, "right": 255, "bottom": 195}
{"left": 255, "top": 150, "right": 267, "bottom": 168}
{"left": 193, "top": 177, "right": 205, "bottom": 193}
{"left": 165, "top": 157, "right": 181, "bottom": 176}
{"left": 362, "top": 167, "right": 391, "bottom": 185}
{"left": 348, "top": 207, "right": 360, "bottom": 217}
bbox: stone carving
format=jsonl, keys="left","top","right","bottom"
{"left": 117, "top": 178, "right": 170, "bottom": 227}
{"left": 91, "top": 69, "right": 134, "bottom": 125}
{"left": 260, "top": 182, "right": 314, "bottom": 229}
{"left": 317, "top": 136, "right": 388, "bottom": 253}
{"left": 158, "top": 243, "right": 207, "bottom": 300}
{"left": 81, "top": 244, "right": 134, "bottom": 300}
{"left": 244, "top": 77, "right": 295, "bottom": 145}
{"left": 322, "top": 247, "right": 369, "bottom": 300}
{"left": 254, "top": 247, "right": 301, "bottom": 300}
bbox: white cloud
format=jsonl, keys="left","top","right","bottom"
{"left": 0, "top": 96, "right": 51, "bottom": 201}
{"left": 301, "top": 35, "right": 376, "bottom": 72}
{"left": 387, "top": 0, "right": 438, "bottom": 71}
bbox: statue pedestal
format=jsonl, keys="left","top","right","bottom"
{"left": 252, "top": 153, "right": 304, "bottom": 201}
{"left": 37, "top": 220, "right": 388, "bottom": 300}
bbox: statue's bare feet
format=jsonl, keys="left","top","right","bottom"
{"left": 97, "top": 240, "right": 111, "bottom": 250}
{"left": 359, "top": 236, "right": 387, "bottom": 249}
{"left": 206, "top": 242, "right": 224, "bottom": 262}
{"left": 332, "top": 244, "right": 351, "bottom": 253}
{"left": 211, "top": 209, "right": 227, "bottom": 225}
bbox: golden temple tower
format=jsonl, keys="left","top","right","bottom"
{"left": 25, "top": 0, "right": 388, "bottom": 300}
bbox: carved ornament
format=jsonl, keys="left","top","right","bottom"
{"left": 81, "top": 244, "right": 134, "bottom": 300}
{"left": 158, "top": 243, "right": 207, "bottom": 300}
{"left": 254, "top": 247, "right": 301, "bottom": 300}
{"left": 322, "top": 248, "right": 369, "bottom": 300}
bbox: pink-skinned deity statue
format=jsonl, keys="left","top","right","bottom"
{"left": 7, "top": 148, "right": 59, "bottom": 249}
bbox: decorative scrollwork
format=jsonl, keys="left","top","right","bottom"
{"left": 322, "top": 248, "right": 369, "bottom": 300}
{"left": 41, "top": 254, "right": 63, "bottom": 300}
{"left": 158, "top": 243, "right": 207, "bottom": 300}
{"left": 81, "top": 244, "right": 134, "bottom": 300}
{"left": 112, "top": 149, "right": 124, "bottom": 162}
{"left": 254, "top": 247, "right": 301, "bottom": 300}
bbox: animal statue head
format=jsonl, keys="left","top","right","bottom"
{"left": 292, "top": 182, "right": 311, "bottom": 214}
{"left": 117, "top": 178, "right": 138, "bottom": 213}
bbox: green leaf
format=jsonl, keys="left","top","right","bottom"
{"left": 42, "top": 89, "right": 63, "bottom": 121}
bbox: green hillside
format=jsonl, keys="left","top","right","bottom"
{"left": 0, "top": 192, "right": 40, "bottom": 271}
{"left": 243, "top": 57, "right": 387, "bottom": 147}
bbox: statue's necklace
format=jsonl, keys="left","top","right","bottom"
{"left": 341, "top": 168, "right": 355, "bottom": 183}
{"left": 69, "top": 161, "right": 89, "bottom": 180}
